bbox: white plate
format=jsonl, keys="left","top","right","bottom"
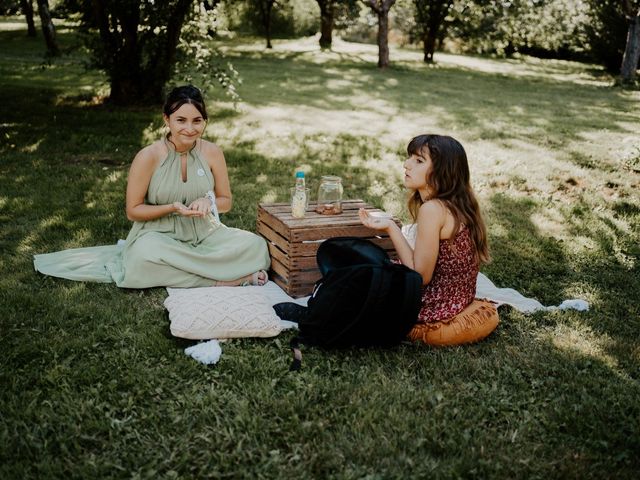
{"left": 369, "top": 211, "right": 392, "bottom": 219}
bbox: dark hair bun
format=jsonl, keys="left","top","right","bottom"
{"left": 163, "top": 85, "right": 208, "bottom": 120}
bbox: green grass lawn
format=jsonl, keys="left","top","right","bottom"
{"left": 1, "top": 20, "right": 639, "bottom": 479}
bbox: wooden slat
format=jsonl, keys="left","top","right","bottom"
{"left": 270, "top": 272, "right": 290, "bottom": 294}
{"left": 258, "top": 201, "right": 399, "bottom": 239}
{"left": 280, "top": 241, "right": 396, "bottom": 270}
{"left": 288, "top": 254, "right": 317, "bottom": 270}
{"left": 257, "top": 208, "right": 292, "bottom": 244}
{"left": 259, "top": 200, "right": 381, "bottom": 226}
{"left": 257, "top": 220, "right": 290, "bottom": 253}
{"left": 259, "top": 199, "right": 367, "bottom": 215}
{"left": 288, "top": 268, "right": 322, "bottom": 284}
{"left": 271, "top": 271, "right": 319, "bottom": 298}
{"left": 289, "top": 241, "right": 327, "bottom": 257}
{"left": 267, "top": 242, "right": 291, "bottom": 269}
{"left": 284, "top": 233, "right": 395, "bottom": 256}
{"left": 269, "top": 257, "right": 289, "bottom": 284}
{"left": 290, "top": 224, "right": 390, "bottom": 242}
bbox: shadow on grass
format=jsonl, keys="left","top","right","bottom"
{"left": 483, "top": 192, "right": 640, "bottom": 382}
{"left": 483, "top": 193, "right": 570, "bottom": 300}
{"left": 563, "top": 202, "right": 640, "bottom": 380}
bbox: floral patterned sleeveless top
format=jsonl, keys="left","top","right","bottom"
{"left": 418, "top": 226, "right": 478, "bottom": 324}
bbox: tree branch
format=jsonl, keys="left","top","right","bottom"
{"left": 362, "top": 0, "right": 380, "bottom": 15}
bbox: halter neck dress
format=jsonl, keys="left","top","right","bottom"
{"left": 34, "top": 140, "right": 270, "bottom": 288}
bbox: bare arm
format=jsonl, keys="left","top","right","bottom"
{"left": 359, "top": 201, "right": 444, "bottom": 285}
{"left": 125, "top": 146, "right": 202, "bottom": 221}
{"left": 411, "top": 201, "right": 445, "bottom": 284}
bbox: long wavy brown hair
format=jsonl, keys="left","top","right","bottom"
{"left": 406, "top": 134, "right": 490, "bottom": 264}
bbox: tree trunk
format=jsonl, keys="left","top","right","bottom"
{"left": 318, "top": 0, "right": 334, "bottom": 50}
{"left": 151, "top": 0, "right": 194, "bottom": 100}
{"left": 20, "top": 0, "right": 37, "bottom": 37}
{"left": 377, "top": 10, "right": 390, "bottom": 68}
{"left": 620, "top": 10, "right": 640, "bottom": 83}
{"left": 94, "top": 1, "right": 143, "bottom": 104}
{"left": 418, "top": 0, "right": 452, "bottom": 64}
{"left": 258, "top": 0, "right": 274, "bottom": 49}
{"left": 423, "top": 29, "right": 437, "bottom": 63}
{"left": 36, "top": 0, "right": 59, "bottom": 56}
{"left": 265, "top": 2, "right": 273, "bottom": 49}
{"left": 365, "top": 0, "right": 395, "bottom": 69}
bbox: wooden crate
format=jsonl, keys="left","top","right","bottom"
{"left": 257, "top": 199, "right": 399, "bottom": 298}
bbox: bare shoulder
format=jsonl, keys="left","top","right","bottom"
{"left": 132, "top": 141, "right": 165, "bottom": 169}
{"left": 418, "top": 199, "right": 447, "bottom": 220}
{"left": 419, "top": 199, "right": 457, "bottom": 239}
{"left": 200, "top": 139, "right": 225, "bottom": 162}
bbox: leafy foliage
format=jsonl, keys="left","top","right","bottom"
{"left": 413, "top": 0, "right": 454, "bottom": 62}
{"left": 80, "top": 0, "right": 196, "bottom": 104}
{"left": 69, "top": 0, "right": 239, "bottom": 105}
{"left": 172, "top": 2, "right": 241, "bottom": 103}
{"left": 219, "top": 0, "right": 319, "bottom": 38}
{"left": 449, "top": 0, "right": 590, "bottom": 58}
{"left": 0, "top": 0, "right": 20, "bottom": 15}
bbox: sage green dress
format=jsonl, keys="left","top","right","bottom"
{"left": 34, "top": 143, "right": 270, "bottom": 288}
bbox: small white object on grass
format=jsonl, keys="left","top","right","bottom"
{"left": 185, "top": 340, "right": 222, "bottom": 365}
{"left": 554, "top": 299, "right": 589, "bottom": 312}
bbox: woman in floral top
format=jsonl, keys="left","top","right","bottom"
{"left": 360, "top": 134, "right": 496, "bottom": 345}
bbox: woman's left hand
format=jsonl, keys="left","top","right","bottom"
{"left": 358, "top": 208, "right": 394, "bottom": 231}
{"left": 188, "top": 197, "right": 211, "bottom": 217}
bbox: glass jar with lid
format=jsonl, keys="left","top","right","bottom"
{"left": 315, "top": 175, "right": 343, "bottom": 215}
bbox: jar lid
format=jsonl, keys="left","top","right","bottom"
{"left": 321, "top": 175, "right": 342, "bottom": 182}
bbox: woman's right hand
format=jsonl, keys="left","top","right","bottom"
{"left": 358, "top": 208, "right": 394, "bottom": 231}
{"left": 173, "top": 202, "right": 206, "bottom": 217}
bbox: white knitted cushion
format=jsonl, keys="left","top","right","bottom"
{"left": 165, "top": 287, "right": 282, "bottom": 340}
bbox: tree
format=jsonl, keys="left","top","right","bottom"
{"left": 254, "top": 0, "right": 278, "bottom": 48}
{"left": 620, "top": 0, "right": 640, "bottom": 83}
{"left": 86, "top": 0, "right": 195, "bottom": 105}
{"left": 362, "top": 0, "right": 396, "bottom": 68}
{"left": 315, "top": 0, "right": 360, "bottom": 50}
{"left": 313, "top": 0, "right": 360, "bottom": 49}
{"left": 414, "top": 0, "right": 453, "bottom": 63}
{"left": 36, "top": 0, "right": 59, "bottom": 55}
{"left": 316, "top": 0, "right": 334, "bottom": 49}
{"left": 20, "top": 0, "right": 37, "bottom": 37}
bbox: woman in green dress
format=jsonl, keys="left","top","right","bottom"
{"left": 35, "top": 85, "right": 270, "bottom": 288}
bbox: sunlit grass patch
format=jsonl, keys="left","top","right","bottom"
{"left": 546, "top": 323, "right": 619, "bottom": 370}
